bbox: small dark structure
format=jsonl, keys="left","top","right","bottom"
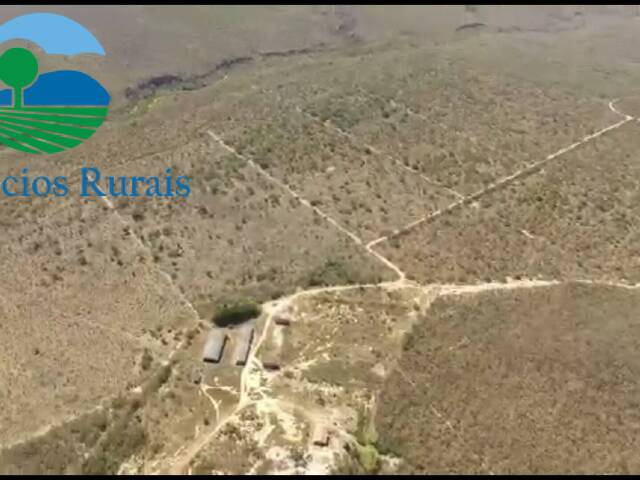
{"left": 202, "top": 329, "right": 227, "bottom": 364}
{"left": 455, "top": 22, "right": 487, "bottom": 32}
{"left": 234, "top": 325, "right": 255, "bottom": 366}
{"left": 191, "top": 367, "right": 203, "bottom": 385}
{"left": 274, "top": 315, "right": 291, "bottom": 326}
{"left": 311, "top": 423, "right": 330, "bottom": 447}
{"left": 263, "top": 360, "right": 281, "bottom": 371}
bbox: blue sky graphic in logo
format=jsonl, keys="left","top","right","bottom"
{"left": 0, "top": 13, "right": 110, "bottom": 154}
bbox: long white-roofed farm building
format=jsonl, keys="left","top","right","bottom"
{"left": 234, "top": 325, "right": 255, "bottom": 366}
{"left": 202, "top": 329, "right": 227, "bottom": 364}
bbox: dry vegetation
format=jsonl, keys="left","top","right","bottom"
{"left": 3, "top": 5, "right": 640, "bottom": 475}
{"left": 377, "top": 121, "right": 640, "bottom": 285}
{"left": 212, "top": 105, "right": 458, "bottom": 242}
{"left": 376, "top": 283, "right": 640, "bottom": 474}
{"left": 189, "top": 405, "right": 266, "bottom": 475}
{"left": 99, "top": 136, "right": 393, "bottom": 318}
{"left": 0, "top": 199, "right": 195, "bottom": 449}
{"left": 301, "top": 59, "right": 619, "bottom": 196}
{"left": 276, "top": 287, "right": 427, "bottom": 388}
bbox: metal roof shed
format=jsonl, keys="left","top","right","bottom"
{"left": 202, "top": 329, "right": 227, "bottom": 364}
{"left": 234, "top": 325, "right": 255, "bottom": 366}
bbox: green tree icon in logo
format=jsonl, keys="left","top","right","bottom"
{"left": 0, "top": 47, "right": 39, "bottom": 109}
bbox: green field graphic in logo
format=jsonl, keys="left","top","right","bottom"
{"left": 0, "top": 13, "right": 109, "bottom": 155}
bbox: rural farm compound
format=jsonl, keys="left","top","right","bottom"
{"left": 202, "top": 313, "right": 293, "bottom": 368}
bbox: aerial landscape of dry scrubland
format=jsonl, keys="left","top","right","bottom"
{"left": 2, "top": 4, "right": 640, "bottom": 474}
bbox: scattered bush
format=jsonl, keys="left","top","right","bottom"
{"left": 140, "top": 349, "right": 153, "bottom": 371}
{"left": 355, "top": 443, "right": 381, "bottom": 474}
{"left": 306, "top": 258, "right": 356, "bottom": 287}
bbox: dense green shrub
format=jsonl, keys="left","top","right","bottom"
{"left": 212, "top": 300, "right": 261, "bottom": 327}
